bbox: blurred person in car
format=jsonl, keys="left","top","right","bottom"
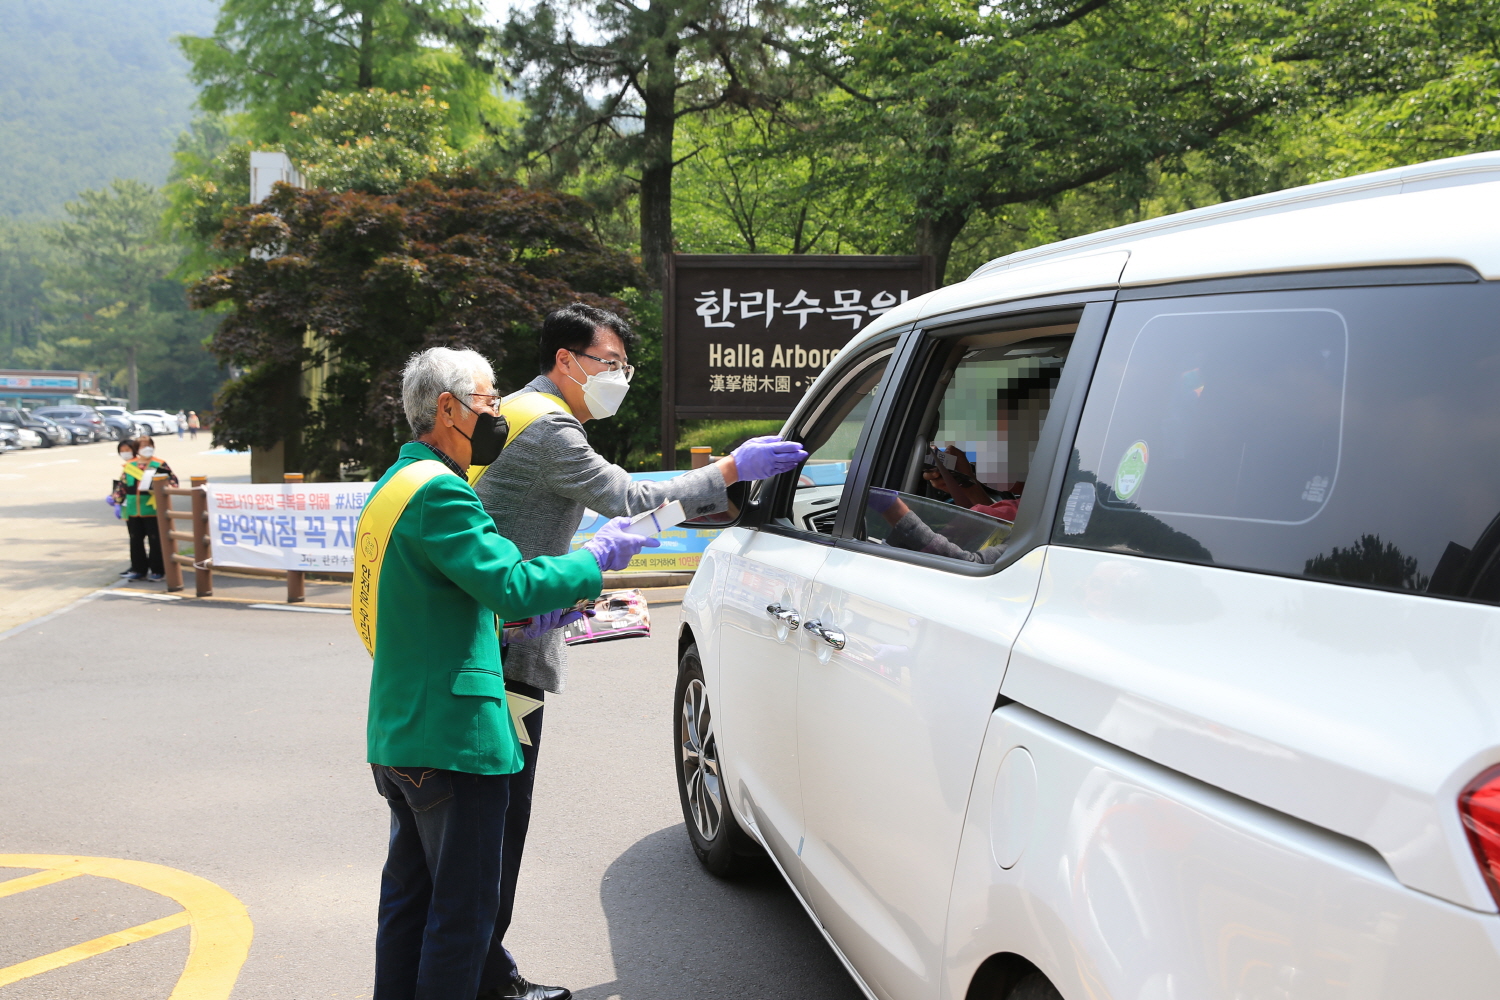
{"left": 112, "top": 437, "right": 178, "bottom": 581}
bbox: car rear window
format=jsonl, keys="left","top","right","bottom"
{"left": 1055, "top": 279, "right": 1500, "bottom": 605}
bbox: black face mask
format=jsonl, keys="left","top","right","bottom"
{"left": 455, "top": 398, "right": 509, "bottom": 467}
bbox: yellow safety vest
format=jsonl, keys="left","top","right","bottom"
{"left": 465, "top": 392, "right": 570, "bottom": 486}
{"left": 352, "top": 459, "right": 449, "bottom": 657}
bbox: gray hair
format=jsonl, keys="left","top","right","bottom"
{"left": 401, "top": 347, "right": 495, "bottom": 435}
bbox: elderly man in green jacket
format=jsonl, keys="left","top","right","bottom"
{"left": 360, "top": 346, "right": 656, "bottom": 1000}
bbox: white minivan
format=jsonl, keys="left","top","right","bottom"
{"left": 673, "top": 151, "right": 1500, "bottom": 1000}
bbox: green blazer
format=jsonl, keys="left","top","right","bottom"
{"left": 366, "top": 442, "right": 603, "bottom": 775}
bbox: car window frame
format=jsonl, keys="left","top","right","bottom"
{"left": 1049, "top": 265, "right": 1500, "bottom": 604}
{"left": 820, "top": 294, "right": 1116, "bottom": 577}
{"left": 747, "top": 336, "right": 908, "bottom": 543}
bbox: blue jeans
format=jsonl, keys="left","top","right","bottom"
{"left": 478, "top": 680, "right": 546, "bottom": 990}
{"left": 372, "top": 764, "right": 512, "bottom": 1000}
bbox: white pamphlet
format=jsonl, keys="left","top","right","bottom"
{"left": 624, "top": 500, "right": 686, "bottom": 537}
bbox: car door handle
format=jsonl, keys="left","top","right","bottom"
{"left": 766, "top": 603, "right": 801, "bottom": 629}
{"left": 803, "top": 619, "right": 845, "bottom": 650}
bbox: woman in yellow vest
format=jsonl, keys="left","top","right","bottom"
{"left": 112, "top": 436, "right": 178, "bottom": 581}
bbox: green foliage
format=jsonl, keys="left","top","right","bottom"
{"left": 286, "top": 89, "right": 459, "bottom": 193}
{"left": 0, "top": 219, "right": 61, "bottom": 364}
{"left": 800, "top": 0, "right": 1437, "bottom": 281}
{"left": 678, "top": 418, "right": 783, "bottom": 453}
{"left": 673, "top": 111, "right": 854, "bottom": 255}
{"left": 191, "top": 175, "right": 642, "bottom": 478}
{"left": 0, "top": 0, "right": 214, "bottom": 219}
{"left": 178, "top": 0, "right": 502, "bottom": 144}
{"left": 18, "top": 180, "right": 223, "bottom": 410}
{"left": 503, "top": 0, "right": 815, "bottom": 284}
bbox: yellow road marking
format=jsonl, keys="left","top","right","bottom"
{"left": 0, "top": 910, "right": 191, "bottom": 987}
{"left": 0, "top": 868, "right": 82, "bottom": 898}
{"left": 0, "top": 855, "right": 252, "bottom": 999}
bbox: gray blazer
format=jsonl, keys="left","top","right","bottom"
{"left": 474, "top": 375, "right": 730, "bottom": 692}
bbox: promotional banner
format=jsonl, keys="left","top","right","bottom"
{"left": 207, "top": 482, "right": 370, "bottom": 571}
{"left": 209, "top": 470, "right": 724, "bottom": 576}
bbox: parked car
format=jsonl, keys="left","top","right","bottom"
{"left": 0, "top": 407, "right": 66, "bottom": 447}
{"left": 13, "top": 425, "right": 43, "bottom": 449}
{"left": 0, "top": 423, "right": 20, "bottom": 451}
{"left": 132, "top": 409, "right": 179, "bottom": 435}
{"left": 94, "top": 406, "right": 148, "bottom": 440}
{"left": 34, "top": 414, "right": 86, "bottom": 444}
{"left": 675, "top": 150, "right": 1500, "bottom": 1000}
{"left": 34, "top": 405, "right": 109, "bottom": 442}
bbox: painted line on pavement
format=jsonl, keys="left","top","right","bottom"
{"left": 247, "top": 603, "right": 351, "bottom": 615}
{"left": 0, "top": 583, "right": 127, "bottom": 644}
{"left": 0, "top": 854, "right": 252, "bottom": 998}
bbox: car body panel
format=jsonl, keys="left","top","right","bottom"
{"left": 1002, "top": 545, "right": 1500, "bottom": 912}
{"left": 712, "top": 525, "right": 831, "bottom": 893}
{"left": 796, "top": 546, "right": 1045, "bottom": 1000}
{"left": 944, "top": 702, "right": 1500, "bottom": 1000}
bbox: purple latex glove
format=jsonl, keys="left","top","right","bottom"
{"left": 105, "top": 496, "right": 122, "bottom": 519}
{"left": 582, "top": 517, "right": 661, "bottom": 572}
{"left": 520, "top": 607, "right": 589, "bottom": 640}
{"left": 732, "top": 435, "right": 809, "bottom": 480}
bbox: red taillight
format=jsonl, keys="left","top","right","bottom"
{"left": 1460, "top": 764, "right": 1500, "bottom": 907}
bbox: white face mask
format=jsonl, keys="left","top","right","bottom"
{"left": 566, "top": 364, "right": 631, "bottom": 420}
{"left": 119, "top": 451, "right": 133, "bottom": 461}
{"left": 139, "top": 446, "right": 155, "bottom": 458}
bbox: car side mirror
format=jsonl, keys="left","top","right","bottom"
{"left": 682, "top": 480, "right": 750, "bottom": 527}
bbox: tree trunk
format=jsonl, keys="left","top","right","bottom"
{"left": 357, "top": 7, "right": 375, "bottom": 88}
{"left": 914, "top": 204, "right": 970, "bottom": 286}
{"left": 127, "top": 343, "right": 139, "bottom": 411}
{"left": 639, "top": 18, "right": 679, "bottom": 288}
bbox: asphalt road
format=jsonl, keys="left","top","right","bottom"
{"left": 0, "top": 438, "right": 252, "bottom": 633}
{"left": 0, "top": 588, "right": 865, "bottom": 1000}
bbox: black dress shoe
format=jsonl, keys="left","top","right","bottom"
{"left": 499, "top": 976, "right": 571, "bottom": 1000}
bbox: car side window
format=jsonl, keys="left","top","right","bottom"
{"left": 1055, "top": 280, "right": 1500, "bottom": 605}
{"left": 858, "top": 331, "right": 1073, "bottom": 565}
{"left": 770, "top": 346, "right": 894, "bottom": 535}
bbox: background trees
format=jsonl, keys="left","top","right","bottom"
{"left": 33, "top": 181, "right": 219, "bottom": 411}
{"left": 192, "top": 172, "right": 639, "bottom": 477}
{"left": 178, "top": 0, "right": 502, "bottom": 143}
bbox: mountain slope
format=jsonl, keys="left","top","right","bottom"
{"left": 0, "top": 0, "right": 216, "bottom": 218}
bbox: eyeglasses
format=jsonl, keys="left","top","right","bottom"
{"left": 571, "top": 351, "right": 635, "bottom": 382}
{"left": 466, "top": 392, "right": 502, "bottom": 413}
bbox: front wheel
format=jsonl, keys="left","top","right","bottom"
{"left": 674, "top": 642, "right": 762, "bottom": 877}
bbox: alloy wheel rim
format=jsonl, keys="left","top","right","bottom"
{"left": 680, "top": 677, "right": 722, "bottom": 841}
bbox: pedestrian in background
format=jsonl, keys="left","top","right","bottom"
{"left": 187, "top": 411, "right": 200, "bottom": 441}
{"left": 174, "top": 410, "right": 186, "bottom": 439}
{"left": 113, "top": 437, "right": 177, "bottom": 581}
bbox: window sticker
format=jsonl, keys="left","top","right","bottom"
{"left": 1114, "top": 441, "right": 1149, "bottom": 500}
{"left": 1062, "top": 480, "right": 1096, "bottom": 535}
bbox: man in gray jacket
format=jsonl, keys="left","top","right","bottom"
{"left": 472, "top": 303, "right": 806, "bottom": 1000}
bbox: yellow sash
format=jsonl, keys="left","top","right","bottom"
{"left": 465, "top": 391, "right": 570, "bottom": 486}
{"left": 353, "top": 459, "right": 450, "bottom": 657}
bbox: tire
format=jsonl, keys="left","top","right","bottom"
{"left": 1008, "top": 972, "right": 1063, "bottom": 1000}
{"left": 674, "top": 642, "right": 762, "bottom": 877}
